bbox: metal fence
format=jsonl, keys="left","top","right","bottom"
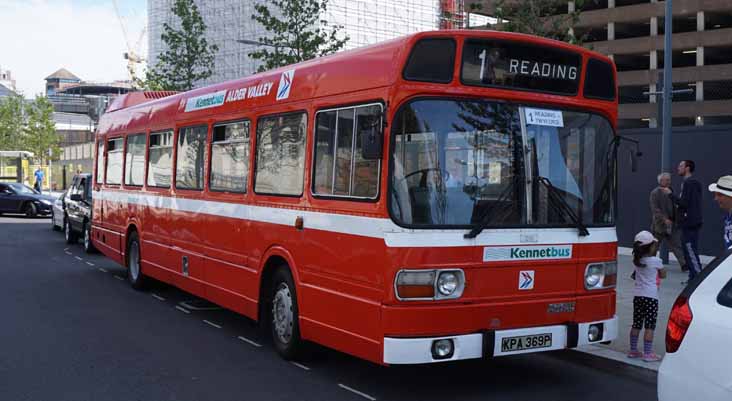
{"left": 617, "top": 124, "right": 732, "bottom": 257}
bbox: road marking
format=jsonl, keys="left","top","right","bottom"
{"left": 237, "top": 336, "right": 262, "bottom": 348}
{"left": 290, "top": 361, "right": 310, "bottom": 371}
{"left": 175, "top": 306, "right": 191, "bottom": 314}
{"left": 338, "top": 384, "right": 376, "bottom": 401}
{"left": 64, "top": 251, "right": 72, "bottom": 255}
{"left": 75, "top": 256, "right": 83, "bottom": 261}
{"left": 98, "top": 268, "right": 108, "bottom": 273}
{"left": 152, "top": 294, "right": 166, "bottom": 301}
{"left": 64, "top": 248, "right": 69, "bottom": 251}
{"left": 86, "top": 262, "right": 94, "bottom": 266}
{"left": 203, "top": 320, "right": 222, "bottom": 329}
{"left": 114, "top": 275, "right": 124, "bottom": 281}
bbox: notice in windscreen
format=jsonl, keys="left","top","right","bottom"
{"left": 525, "top": 108, "right": 564, "bottom": 127}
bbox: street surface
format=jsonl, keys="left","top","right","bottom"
{"left": 1, "top": 216, "right": 658, "bottom": 401}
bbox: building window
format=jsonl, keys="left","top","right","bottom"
{"left": 175, "top": 126, "right": 208, "bottom": 191}
{"left": 105, "top": 138, "right": 124, "bottom": 185}
{"left": 147, "top": 130, "right": 173, "bottom": 188}
{"left": 254, "top": 112, "right": 307, "bottom": 196}
{"left": 96, "top": 140, "right": 104, "bottom": 185}
{"left": 313, "top": 104, "right": 381, "bottom": 199}
{"left": 210, "top": 120, "right": 249, "bottom": 193}
{"left": 124, "top": 134, "right": 146, "bottom": 186}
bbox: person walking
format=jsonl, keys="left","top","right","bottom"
{"left": 33, "top": 167, "right": 44, "bottom": 194}
{"left": 649, "top": 172, "right": 687, "bottom": 271}
{"left": 708, "top": 175, "right": 732, "bottom": 250}
{"left": 662, "top": 160, "right": 703, "bottom": 282}
{"left": 627, "top": 230, "right": 666, "bottom": 362}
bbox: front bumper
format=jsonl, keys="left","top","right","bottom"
{"left": 383, "top": 315, "right": 618, "bottom": 364}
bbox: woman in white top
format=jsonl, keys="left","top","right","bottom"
{"left": 628, "top": 230, "right": 667, "bottom": 362}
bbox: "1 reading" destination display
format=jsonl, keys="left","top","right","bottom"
{"left": 461, "top": 39, "right": 582, "bottom": 95}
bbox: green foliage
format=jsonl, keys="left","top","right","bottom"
{"left": 0, "top": 94, "right": 60, "bottom": 163}
{"left": 249, "top": 0, "right": 349, "bottom": 73}
{"left": 142, "top": 0, "right": 218, "bottom": 91}
{"left": 0, "top": 93, "right": 26, "bottom": 151}
{"left": 488, "top": 0, "right": 586, "bottom": 44}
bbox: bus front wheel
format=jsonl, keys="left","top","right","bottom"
{"left": 270, "top": 267, "right": 303, "bottom": 360}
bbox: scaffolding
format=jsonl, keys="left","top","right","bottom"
{"left": 147, "top": 0, "right": 441, "bottom": 87}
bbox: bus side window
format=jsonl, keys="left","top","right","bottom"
{"left": 254, "top": 112, "right": 307, "bottom": 196}
{"left": 175, "top": 125, "right": 208, "bottom": 191}
{"left": 147, "top": 130, "right": 173, "bottom": 188}
{"left": 124, "top": 133, "right": 146, "bottom": 186}
{"left": 106, "top": 138, "right": 124, "bottom": 185}
{"left": 210, "top": 120, "right": 249, "bottom": 193}
{"left": 312, "top": 104, "right": 381, "bottom": 199}
{"left": 95, "top": 140, "right": 104, "bottom": 186}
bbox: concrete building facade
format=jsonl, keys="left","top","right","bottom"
{"left": 466, "top": 0, "right": 732, "bottom": 128}
{"left": 147, "top": 0, "right": 441, "bottom": 87}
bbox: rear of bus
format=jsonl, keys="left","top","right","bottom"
{"left": 381, "top": 31, "right": 619, "bottom": 364}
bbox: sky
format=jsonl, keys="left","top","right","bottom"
{"left": 0, "top": 0, "right": 147, "bottom": 98}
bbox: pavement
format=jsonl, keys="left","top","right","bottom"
{"left": 1, "top": 215, "right": 658, "bottom": 401}
{"left": 578, "top": 252, "right": 703, "bottom": 372}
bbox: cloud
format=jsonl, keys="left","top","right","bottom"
{"left": 0, "top": 0, "right": 147, "bottom": 98}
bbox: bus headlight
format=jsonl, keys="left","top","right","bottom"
{"left": 584, "top": 262, "right": 617, "bottom": 290}
{"left": 395, "top": 269, "right": 465, "bottom": 301}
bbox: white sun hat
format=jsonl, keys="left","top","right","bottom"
{"left": 634, "top": 230, "right": 658, "bottom": 246}
{"left": 709, "top": 175, "right": 732, "bottom": 198}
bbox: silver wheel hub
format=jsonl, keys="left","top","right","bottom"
{"left": 272, "top": 283, "right": 294, "bottom": 344}
{"left": 129, "top": 241, "right": 140, "bottom": 281}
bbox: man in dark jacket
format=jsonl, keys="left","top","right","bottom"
{"left": 650, "top": 172, "right": 686, "bottom": 270}
{"left": 662, "top": 160, "right": 703, "bottom": 281}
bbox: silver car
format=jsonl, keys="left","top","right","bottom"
{"left": 50, "top": 189, "right": 67, "bottom": 231}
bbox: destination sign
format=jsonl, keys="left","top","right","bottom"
{"left": 461, "top": 39, "right": 582, "bottom": 95}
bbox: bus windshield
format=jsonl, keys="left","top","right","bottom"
{"left": 390, "top": 99, "right": 615, "bottom": 228}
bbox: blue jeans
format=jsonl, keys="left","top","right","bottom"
{"left": 682, "top": 227, "right": 702, "bottom": 280}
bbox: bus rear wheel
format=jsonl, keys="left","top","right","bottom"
{"left": 270, "top": 267, "right": 303, "bottom": 360}
{"left": 126, "top": 231, "right": 146, "bottom": 290}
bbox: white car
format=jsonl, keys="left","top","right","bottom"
{"left": 658, "top": 249, "right": 732, "bottom": 401}
{"left": 50, "top": 189, "right": 67, "bottom": 231}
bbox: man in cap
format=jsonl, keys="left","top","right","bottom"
{"left": 708, "top": 176, "right": 732, "bottom": 250}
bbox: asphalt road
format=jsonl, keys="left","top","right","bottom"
{"left": 1, "top": 216, "right": 658, "bottom": 401}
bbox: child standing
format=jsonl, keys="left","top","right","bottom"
{"left": 628, "top": 230, "right": 667, "bottom": 362}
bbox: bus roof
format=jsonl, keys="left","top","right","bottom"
{"left": 98, "top": 30, "right": 615, "bottom": 135}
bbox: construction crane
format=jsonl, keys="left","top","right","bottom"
{"left": 111, "top": 0, "right": 147, "bottom": 84}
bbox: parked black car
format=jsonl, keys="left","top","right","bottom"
{"left": 63, "top": 174, "right": 95, "bottom": 253}
{"left": 0, "top": 182, "right": 55, "bottom": 217}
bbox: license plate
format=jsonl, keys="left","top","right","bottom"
{"left": 501, "top": 333, "right": 552, "bottom": 352}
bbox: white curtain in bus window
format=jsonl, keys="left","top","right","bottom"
{"left": 210, "top": 121, "right": 249, "bottom": 193}
{"left": 254, "top": 113, "right": 307, "bottom": 196}
{"left": 176, "top": 126, "right": 208, "bottom": 190}
{"left": 124, "top": 134, "right": 146, "bottom": 186}
{"left": 96, "top": 141, "right": 104, "bottom": 184}
{"left": 147, "top": 131, "right": 173, "bottom": 188}
{"left": 312, "top": 104, "right": 380, "bottom": 198}
{"left": 105, "top": 138, "right": 124, "bottom": 185}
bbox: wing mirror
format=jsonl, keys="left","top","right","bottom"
{"left": 70, "top": 194, "right": 82, "bottom": 201}
{"left": 359, "top": 115, "right": 383, "bottom": 160}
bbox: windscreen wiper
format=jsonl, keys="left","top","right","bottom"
{"left": 464, "top": 177, "right": 518, "bottom": 239}
{"left": 536, "top": 176, "right": 590, "bottom": 236}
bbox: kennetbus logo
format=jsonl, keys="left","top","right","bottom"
{"left": 510, "top": 247, "right": 571, "bottom": 259}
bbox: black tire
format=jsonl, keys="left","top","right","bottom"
{"left": 64, "top": 216, "right": 78, "bottom": 244}
{"left": 270, "top": 267, "right": 303, "bottom": 360}
{"left": 126, "top": 231, "right": 146, "bottom": 290}
{"left": 24, "top": 202, "right": 37, "bottom": 218}
{"left": 83, "top": 220, "right": 96, "bottom": 254}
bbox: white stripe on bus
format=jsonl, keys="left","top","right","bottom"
{"left": 93, "top": 190, "right": 617, "bottom": 247}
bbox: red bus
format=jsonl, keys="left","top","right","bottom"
{"left": 92, "top": 30, "right": 620, "bottom": 365}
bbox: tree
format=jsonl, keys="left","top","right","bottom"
{"left": 249, "top": 0, "right": 349, "bottom": 72}
{"left": 23, "top": 96, "right": 60, "bottom": 164}
{"left": 0, "top": 93, "right": 26, "bottom": 151}
{"left": 143, "top": 0, "right": 218, "bottom": 91}
{"left": 474, "top": 0, "right": 586, "bottom": 44}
